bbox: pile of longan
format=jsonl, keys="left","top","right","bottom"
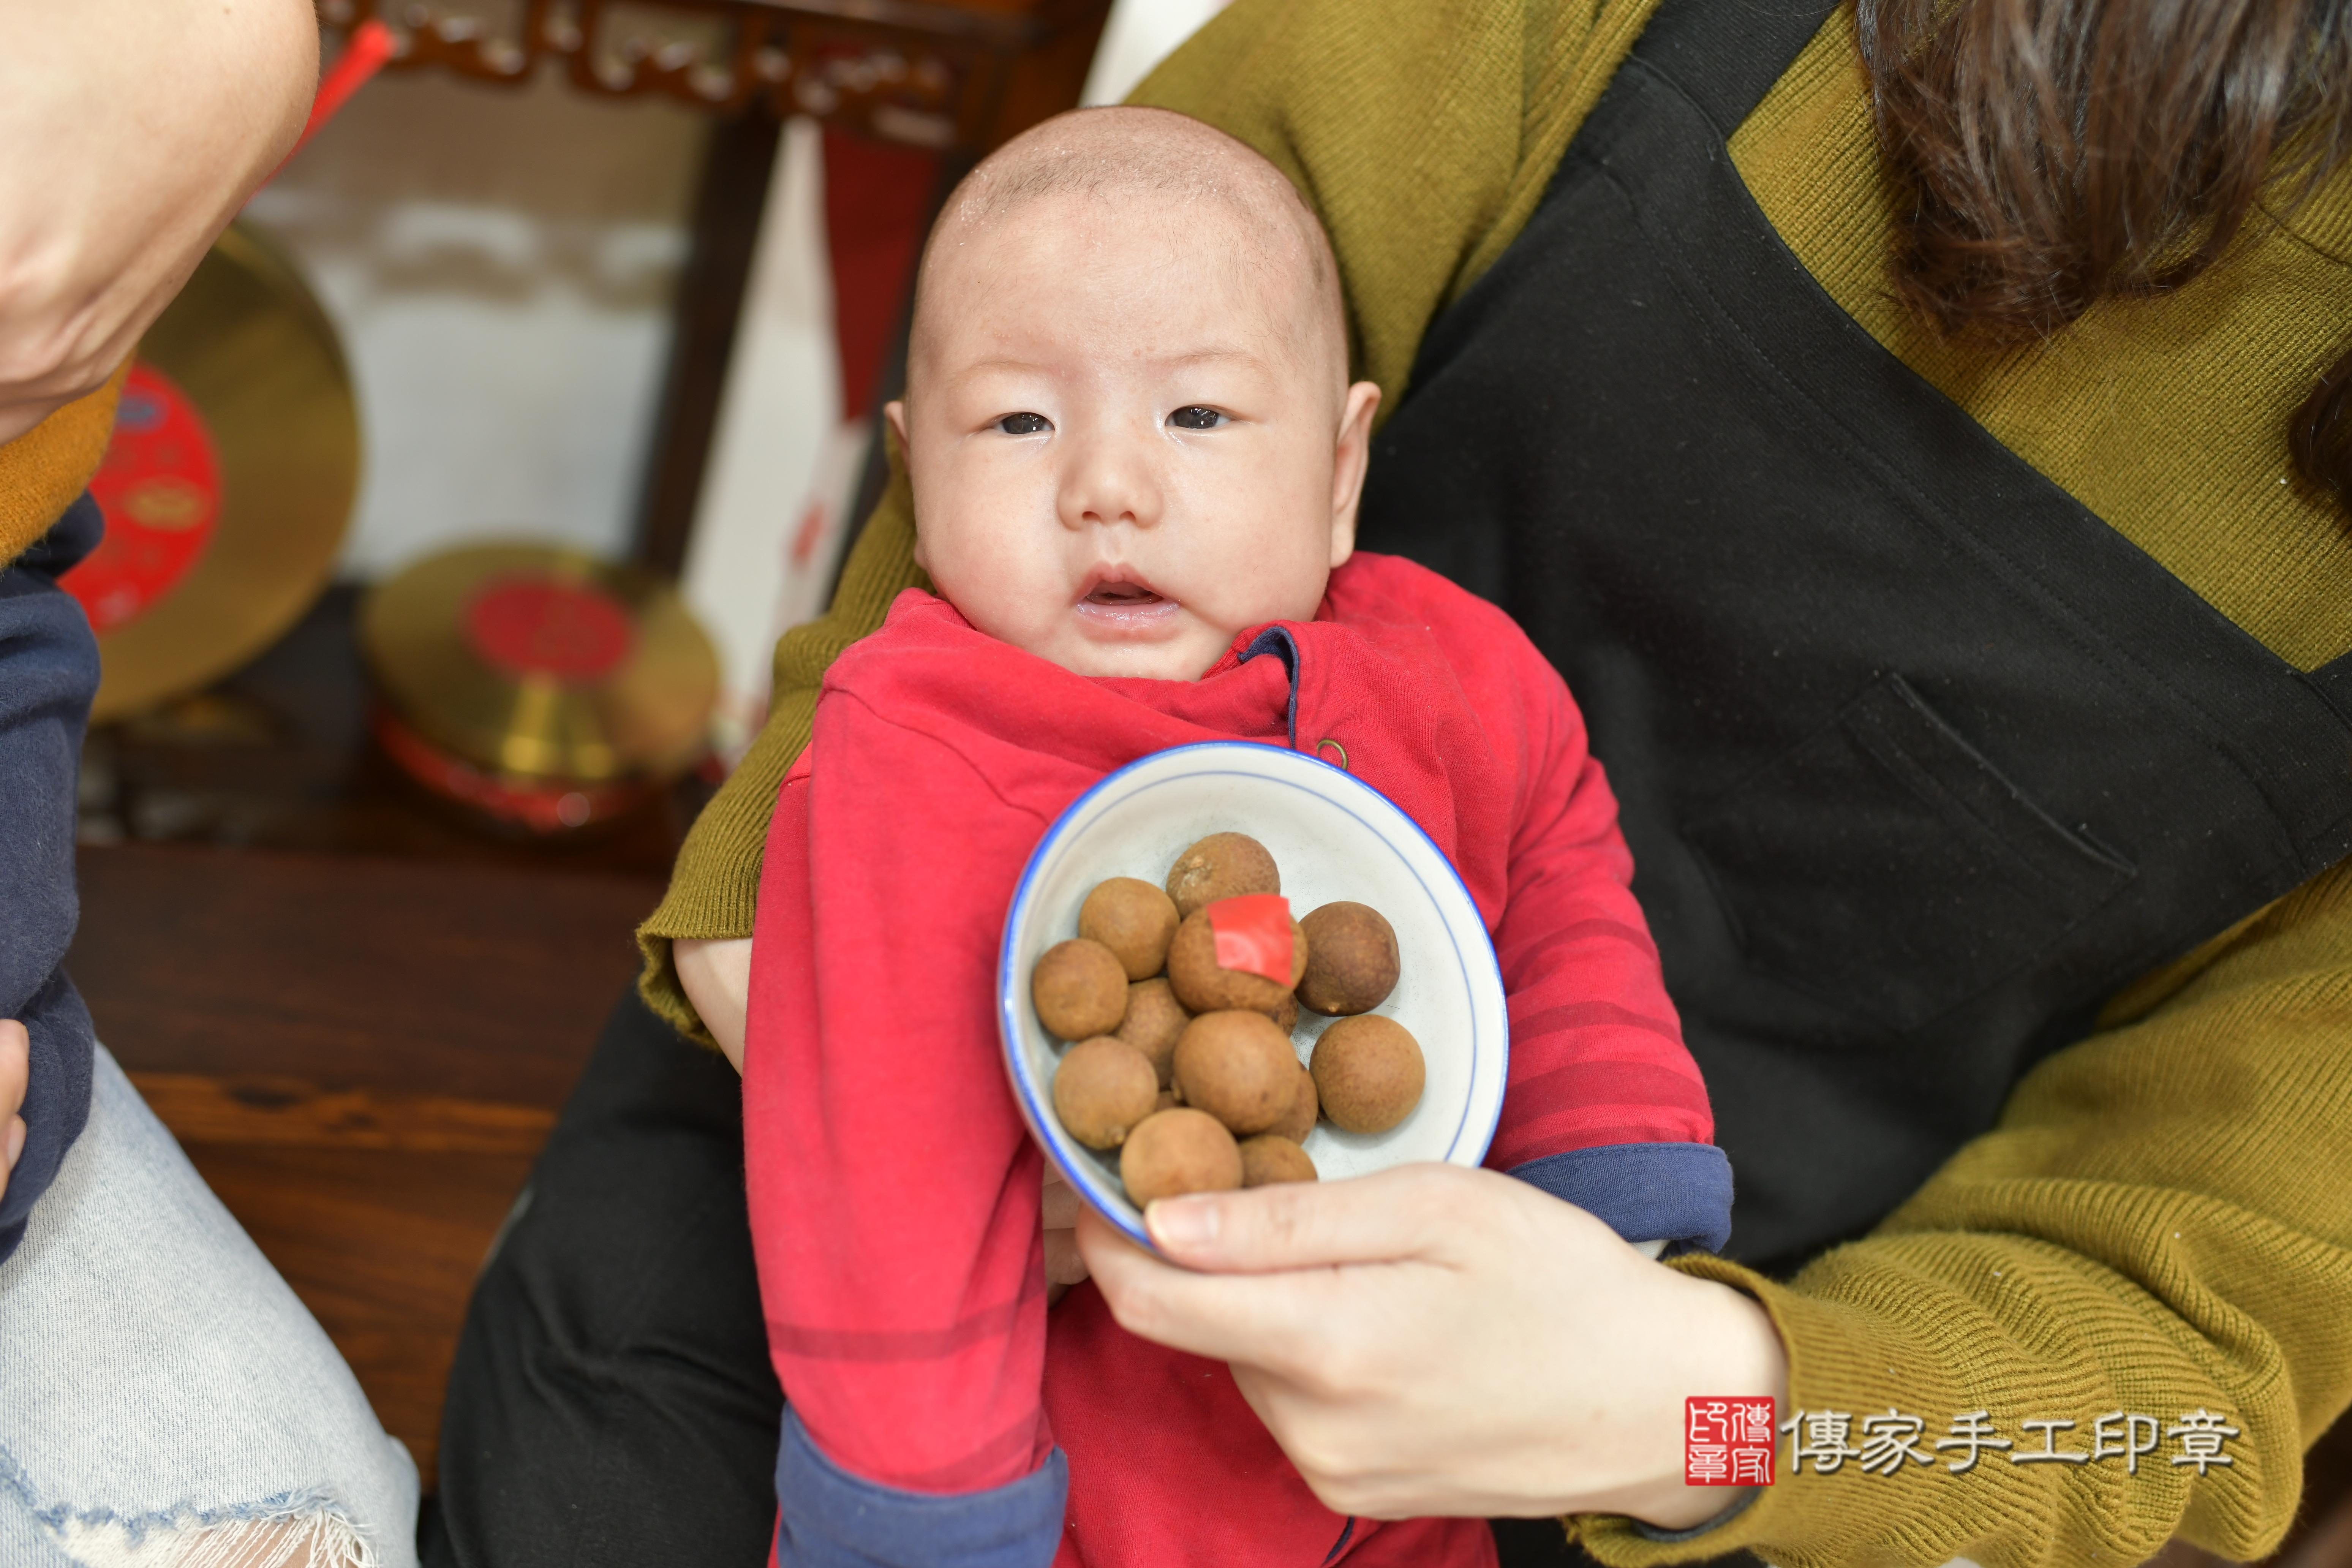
{"left": 1032, "top": 831, "right": 1425, "bottom": 1206}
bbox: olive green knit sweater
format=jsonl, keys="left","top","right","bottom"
{"left": 635, "top": 1, "right": 2352, "bottom": 1563}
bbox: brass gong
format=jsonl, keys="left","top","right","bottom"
{"left": 82, "top": 221, "right": 360, "bottom": 721}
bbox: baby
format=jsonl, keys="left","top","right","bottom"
{"left": 730, "top": 107, "right": 1732, "bottom": 1568}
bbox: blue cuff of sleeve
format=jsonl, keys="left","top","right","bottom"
{"left": 1508, "top": 1141, "right": 1732, "bottom": 1256}
{"left": 775, "top": 1408, "right": 1067, "bottom": 1568}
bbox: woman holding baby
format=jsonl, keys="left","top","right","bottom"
{"left": 432, "top": 0, "right": 2352, "bottom": 1564}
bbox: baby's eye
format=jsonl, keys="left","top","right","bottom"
{"left": 996, "top": 412, "right": 1051, "bottom": 435}
{"left": 1168, "top": 406, "right": 1227, "bottom": 431}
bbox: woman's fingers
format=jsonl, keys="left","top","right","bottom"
{"left": 1143, "top": 1162, "right": 1470, "bottom": 1272}
{"left": 1041, "top": 1165, "right": 1089, "bottom": 1290}
{"left": 1040, "top": 1166, "right": 1082, "bottom": 1230}
{"left": 1, "top": 1019, "right": 28, "bottom": 1190}
{"left": 1043, "top": 1230, "right": 1089, "bottom": 1288}
{"left": 1076, "top": 1207, "right": 1299, "bottom": 1364}
{"left": 1077, "top": 1167, "right": 1483, "bottom": 1369}
{"left": 1075, "top": 1200, "right": 1431, "bottom": 1374}
{"left": 0, "top": 1021, "right": 24, "bottom": 1113}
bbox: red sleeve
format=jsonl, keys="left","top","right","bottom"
{"left": 743, "top": 690, "right": 1055, "bottom": 1496}
{"left": 1483, "top": 661, "right": 1717, "bottom": 1172}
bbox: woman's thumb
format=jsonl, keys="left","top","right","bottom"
{"left": 1144, "top": 1162, "right": 1471, "bottom": 1273}
{"left": 1, "top": 1020, "right": 28, "bottom": 1173}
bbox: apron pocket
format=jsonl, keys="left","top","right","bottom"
{"left": 1683, "top": 672, "right": 2136, "bottom": 1034}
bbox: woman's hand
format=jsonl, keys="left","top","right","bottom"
{"left": 1, "top": 1020, "right": 28, "bottom": 1208}
{"left": 0, "top": 0, "right": 317, "bottom": 444}
{"left": 1076, "top": 1162, "right": 1786, "bottom": 1529}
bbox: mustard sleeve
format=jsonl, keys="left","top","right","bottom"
{"left": 634, "top": 0, "right": 1663, "bottom": 1039}
{"left": 0, "top": 361, "right": 129, "bottom": 565}
{"left": 1577, "top": 861, "right": 2352, "bottom": 1567}
{"left": 635, "top": 459, "right": 924, "bottom": 1042}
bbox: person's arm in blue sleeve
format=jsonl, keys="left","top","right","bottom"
{"left": 0, "top": 496, "right": 104, "bottom": 1259}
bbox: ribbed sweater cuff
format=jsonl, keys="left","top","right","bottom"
{"left": 775, "top": 1410, "right": 1067, "bottom": 1568}
{"left": 1576, "top": 1253, "right": 1941, "bottom": 1567}
{"left": 0, "top": 362, "right": 128, "bottom": 565}
{"left": 635, "top": 686, "right": 817, "bottom": 1046}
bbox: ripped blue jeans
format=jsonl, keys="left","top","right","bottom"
{"left": 0, "top": 1045, "right": 419, "bottom": 1567}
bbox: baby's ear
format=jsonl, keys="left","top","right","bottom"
{"left": 1328, "top": 381, "right": 1382, "bottom": 567}
{"left": 886, "top": 402, "right": 931, "bottom": 574}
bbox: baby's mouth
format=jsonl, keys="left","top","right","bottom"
{"left": 1075, "top": 573, "right": 1179, "bottom": 629}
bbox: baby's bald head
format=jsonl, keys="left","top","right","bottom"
{"left": 907, "top": 107, "right": 1347, "bottom": 394}
{"left": 883, "top": 106, "right": 1381, "bottom": 683}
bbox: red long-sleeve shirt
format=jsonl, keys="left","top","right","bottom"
{"left": 744, "top": 552, "right": 1729, "bottom": 1568}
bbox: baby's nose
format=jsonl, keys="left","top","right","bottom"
{"left": 1060, "top": 432, "right": 1163, "bottom": 531}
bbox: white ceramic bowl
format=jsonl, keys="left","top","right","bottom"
{"left": 998, "top": 741, "right": 1510, "bottom": 1251}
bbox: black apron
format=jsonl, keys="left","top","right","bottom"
{"left": 1358, "top": 0, "right": 2352, "bottom": 1274}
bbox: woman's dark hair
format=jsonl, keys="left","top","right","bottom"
{"left": 1855, "top": 0, "right": 2352, "bottom": 507}
{"left": 2295, "top": 349, "right": 2352, "bottom": 507}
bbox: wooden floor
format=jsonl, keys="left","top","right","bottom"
{"left": 70, "top": 840, "right": 664, "bottom": 1486}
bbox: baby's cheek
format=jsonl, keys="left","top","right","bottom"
{"left": 1195, "top": 544, "right": 1332, "bottom": 632}
{"left": 933, "top": 550, "right": 1071, "bottom": 661}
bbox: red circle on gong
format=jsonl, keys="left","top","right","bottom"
{"left": 65, "top": 362, "right": 223, "bottom": 633}
{"left": 463, "top": 575, "right": 636, "bottom": 684}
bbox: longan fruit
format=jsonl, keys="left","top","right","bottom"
{"left": 1298, "top": 902, "right": 1401, "bottom": 1016}
{"left": 1165, "top": 907, "right": 1309, "bottom": 1017}
{"left": 1165, "top": 833, "right": 1280, "bottom": 918}
{"left": 1121, "top": 1109, "right": 1242, "bottom": 1206}
{"left": 1113, "top": 977, "right": 1190, "bottom": 1088}
{"left": 1172, "top": 1010, "right": 1299, "bottom": 1136}
{"left": 1155, "top": 1088, "right": 1181, "bottom": 1113}
{"left": 1310, "top": 1015, "right": 1426, "bottom": 1134}
{"left": 1079, "top": 878, "right": 1181, "bottom": 981}
{"left": 1032, "top": 939, "right": 1128, "bottom": 1040}
{"left": 1052, "top": 1038, "right": 1159, "bottom": 1150}
{"left": 1239, "top": 1134, "right": 1318, "bottom": 1187}
{"left": 1270, "top": 993, "right": 1300, "bottom": 1034}
{"left": 1267, "top": 1065, "right": 1318, "bottom": 1144}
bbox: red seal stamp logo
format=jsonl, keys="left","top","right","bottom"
{"left": 1688, "top": 1397, "right": 1777, "bottom": 1487}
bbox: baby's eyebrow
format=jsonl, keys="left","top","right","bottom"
{"left": 1155, "top": 348, "right": 1270, "bottom": 371}
{"left": 947, "top": 347, "right": 1272, "bottom": 383}
{"left": 950, "top": 357, "right": 1053, "bottom": 380}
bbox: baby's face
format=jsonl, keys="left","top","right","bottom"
{"left": 893, "top": 192, "right": 1379, "bottom": 681}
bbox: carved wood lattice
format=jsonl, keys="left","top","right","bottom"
{"left": 318, "top": 0, "right": 1060, "bottom": 149}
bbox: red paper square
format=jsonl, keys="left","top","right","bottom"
{"left": 1206, "top": 894, "right": 1293, "bottom": 983}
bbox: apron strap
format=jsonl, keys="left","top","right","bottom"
{"left": 2303, "top": 655, "right": 2352, "bottom": 730}
{"left": 1630, "top": 0, "right": 1847, "bottom": 136}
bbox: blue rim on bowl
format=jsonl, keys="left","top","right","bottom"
{"left": 997, "top": 740, "right": 1510, "bottom": 1253}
